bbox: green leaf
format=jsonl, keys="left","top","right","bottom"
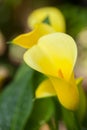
{"left": 76, "top": 79, "right": 86, "bottom": 122}
{"left": 25, "top": 98, "right": 55, "bottom": 130}
{"left": 61, "top": 107, "right": 81, "bottom": 130}
{"left": 0, "top": 63, "right": 34, "bottom": 130}
{"left": 53, "top": 98, "right": 62, "bottom": 130}
{"left": 82, "top": 96, "right": 87, "bottom": 128}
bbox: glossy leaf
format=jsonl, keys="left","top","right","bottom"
{"left": 76, "top": 79, "right": 86, "bottom": 122}
{"left": 0, "top": 63, "right": 34, "bottom": 130}
{"left": 25, "top": 98, "right": 55, "bottom": 130}
{"left": 62, "top": 107, "right": 81, "bottom": 130}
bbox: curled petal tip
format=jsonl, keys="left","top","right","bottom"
{"left": 35, "top": 79, "right": 56, "bottom": 98}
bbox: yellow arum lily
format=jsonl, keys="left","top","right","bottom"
{"left": 12, "top": 23, "right": 55, "bottom": 48}
{"left": 24, "top": 32, "right": 79, "bottom": 110}
{"left": 28, "top": 7, "right": 65, "bottom": 32}
{"left": 12, "top": 7, "right": 65, "bottom": 48}
{"left": 50, "top": 74, "right": 79, "bottom": 110}
{"left": 36, "top": 76, "right": 79, "bottom": 110}
{"left": 24, "top": 33, "right": 77, "bottom": 80}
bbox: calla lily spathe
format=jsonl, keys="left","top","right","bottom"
{"left": 28, "top": 7, "right": 65, "bottom": 32}
{"left": 13, "top": 23, "right": 55, "bottom": 48}
{"left": 12, "top": 7, "right": 65, "bottom": 48}
{"left": 23, "top": 33, "right": 79, "bottom": 110}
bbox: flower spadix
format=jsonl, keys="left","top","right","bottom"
{"left": 12, "top": 7, "right": 65, "bottom": 48}
{"left": 24, "top": 32, "right": 79, "bottom": 110}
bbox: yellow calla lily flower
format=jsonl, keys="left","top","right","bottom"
{"left": 36, "top": 75, "right": 79, "bottom": 110}
{"left": 24, "top": 33, "right": 77, "bottom": 80}
{"left": 24, "top": 32, "right": 79, "bottom": 110}
{"left": 12, "top": 7, "right": 65, "bottom": 48}
{"left": 28, "top": 7, "right": 65, "bottom": 32}
{"left": 13, "top": 23, "right": 55, "bottom": 48}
